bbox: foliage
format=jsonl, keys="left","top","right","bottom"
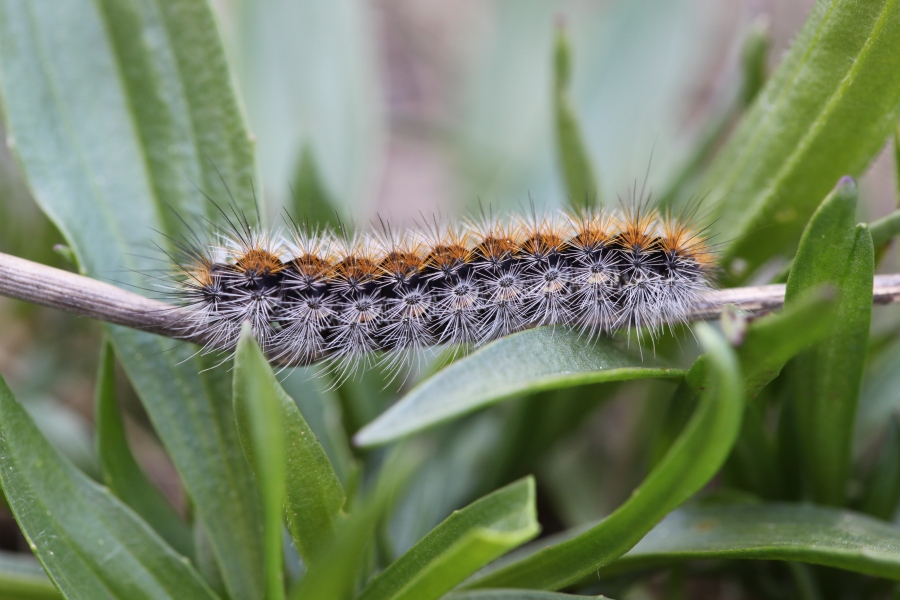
{"left": 0, "top": 1, "right": 900, "bottom": 599}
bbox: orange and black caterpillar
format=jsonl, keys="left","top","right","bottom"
{"left": 161, "top": 205, "right": 714, "bottom": 375}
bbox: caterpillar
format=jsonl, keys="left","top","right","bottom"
{"left": 161, "top": 203, "right": 714, "bottom": 376}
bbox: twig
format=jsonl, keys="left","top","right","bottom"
{"left": 2, "top": 251, "right": 900, "bottom": 357}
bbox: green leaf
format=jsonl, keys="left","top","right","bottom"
{"left": 0, "top": 552, "right": 61, "bottom": 600}
{"left": 95, "top": 340, "right": 194, "bottom": 559}
{"left": 704, "top": 0, "right": 900, "bottom": 278}
{"left": 354, "top": 328, "right": 683, "bottom": 447}
{"left": 870, "top": 209, "right": 900, "bottom": 248}
{"left": 280, "top": 372, "right": 358, "bottom": 491}
{"left": 784, "top": 177, "right": 874, "bottom": 505}
{"left": 739, "top": 16, "right": 771, "bottom": 108}
{"left": 289, "top": 144, "right": 344, "bottom": 232}
{"left": 357, "top": 477, "right": 539, "bottom": 600}
{"left": 0, "top": 2, "right": 267, "bottom": 597}
{"left": 466, "top": 324, "right": 743, "bottom": 591}
{"left": 234, "top": 327, "right": 345, "bottom": 565}
{"left": 553, "top": 23, "right": 600, "bottom": 208}
{"left": 0, "top": 374, "right": 218, "bottom": 600}
{"left": 708, "top": 291, "right": 836, "bottom": 401}
{"left": 596, "top": 503, "right": 900, "bottom": 581}
{"left": 233, "top": 325, "right": 287, "bottom": 600}
{"left": 290, "top": 450, "right": 418, "bottom": 600}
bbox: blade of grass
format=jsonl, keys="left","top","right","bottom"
{"left": 784, "top": 177, "right": 874, "bottom": 505}
{"left": 358, "top": 477, "right": 539, "bottom": 600}
{"left": 354, "top": 328, "right": 683, "bottom": 448}
{"left": 0, "top": 374, "right": 218, "bottom": 600}
{"left": 234, "top": 327, "right": 345, "bottom": 566}
{"left": 466, "top": 324, "right": 743, "bottom": 591}
{"left": 94, "top": 340, "right": 194, "bottom": 559}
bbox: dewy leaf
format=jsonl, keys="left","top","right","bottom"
{"left": 0, "top": 552, "right": 61, "bottom": 600}
{"left": 233, "top": 326, "right": 286, "bottom": 600}
{"left": 704, "top": 0, "right": 900, "bottom": 279}
{"left": 784, "top": 177, "right": 874, "bottom": 505}
{"left": 95, "top": 341, "right": 194, "bottom": 559}
{"left": 354, "top": 328, "right": 684, "bottom": 447}
{"left": 357, "top": 477, "right": 539, "bottom": 600}
{"left": 0, "top": 2, "right": 266, "bottom": 598}
{"left": 234, "top": 330, "right": 345, "bottom": 564}
{"left": 553, "top": 23, "right": 600, "bottom": 208}
{"left": 466, "top": 324, "right": 743, "bottom": 591}
{"left": 597, "top": 503, "right": 900, "bottom": 581}
{"left": 0, "top": 375, "right": 219, "bottom": 600}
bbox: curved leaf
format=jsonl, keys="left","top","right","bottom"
{"left": 596, "top": 503, "right": 900, "bottom": 581}
{"left": 0, "top": 375, "right": 218, "bottom": 600}
{"left": 234, "top": 327, "right": 345, "bottom": 566}
{"left": 784, "top": 178, "right": 874, "bottom": 505}
{"left": 0, "top": 2, "right": 266, "bottom": 597}
{"left": 466, "top": 324, "right": 743, "bottom": 591}
{"left": 354, "top": 328, "right": 683, "bottom": 447}
{"left": 705, "top": 0, "right": 900, "bottom": 277}
{"left": 358, "top": 477, "right": 539, "bottom": 600}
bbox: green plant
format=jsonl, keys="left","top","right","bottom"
{"left": 1, "top": 1, "right": 900, "bottom": 599}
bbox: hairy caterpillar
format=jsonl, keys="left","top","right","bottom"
{"left": 161, "top": 203, "right": 714, "bottom": 376}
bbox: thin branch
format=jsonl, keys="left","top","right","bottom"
{"left": 2, "top": 251, "right": 900, "bottom": 359}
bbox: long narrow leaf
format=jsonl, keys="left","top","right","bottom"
{"left": 95, "top": 341, "right": 194, "bottom": 559}
{"left": 0, "top": 2, "right": 266, "bottom": 597}
{"left": 234, "top": 331, "right": 346, "bottom": 564}
{"left": 234, "top": 326, "right": 287, "bottom": 600}
{"left": 784, "top": 177, "right": 874, "bottom": 505}
{"left": 354, "top": 328, "right": 683, "bottom": 447}
{"left": 553, "top": 24, "right": 600, "bottom": 208}
{"left": 467, "top": 324, "right": 743, "bottom": 591}
{"left": 596, "top": 503, "right": 900, "bottom": 581}
{"left": 358, "top": 478, "right": 539, "bottom": 600}
{"left": 0, "top": 375, "right": 218, "bottom": 600}
{"left": 705, "top": 0, "right": 900, "bottom": 278}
